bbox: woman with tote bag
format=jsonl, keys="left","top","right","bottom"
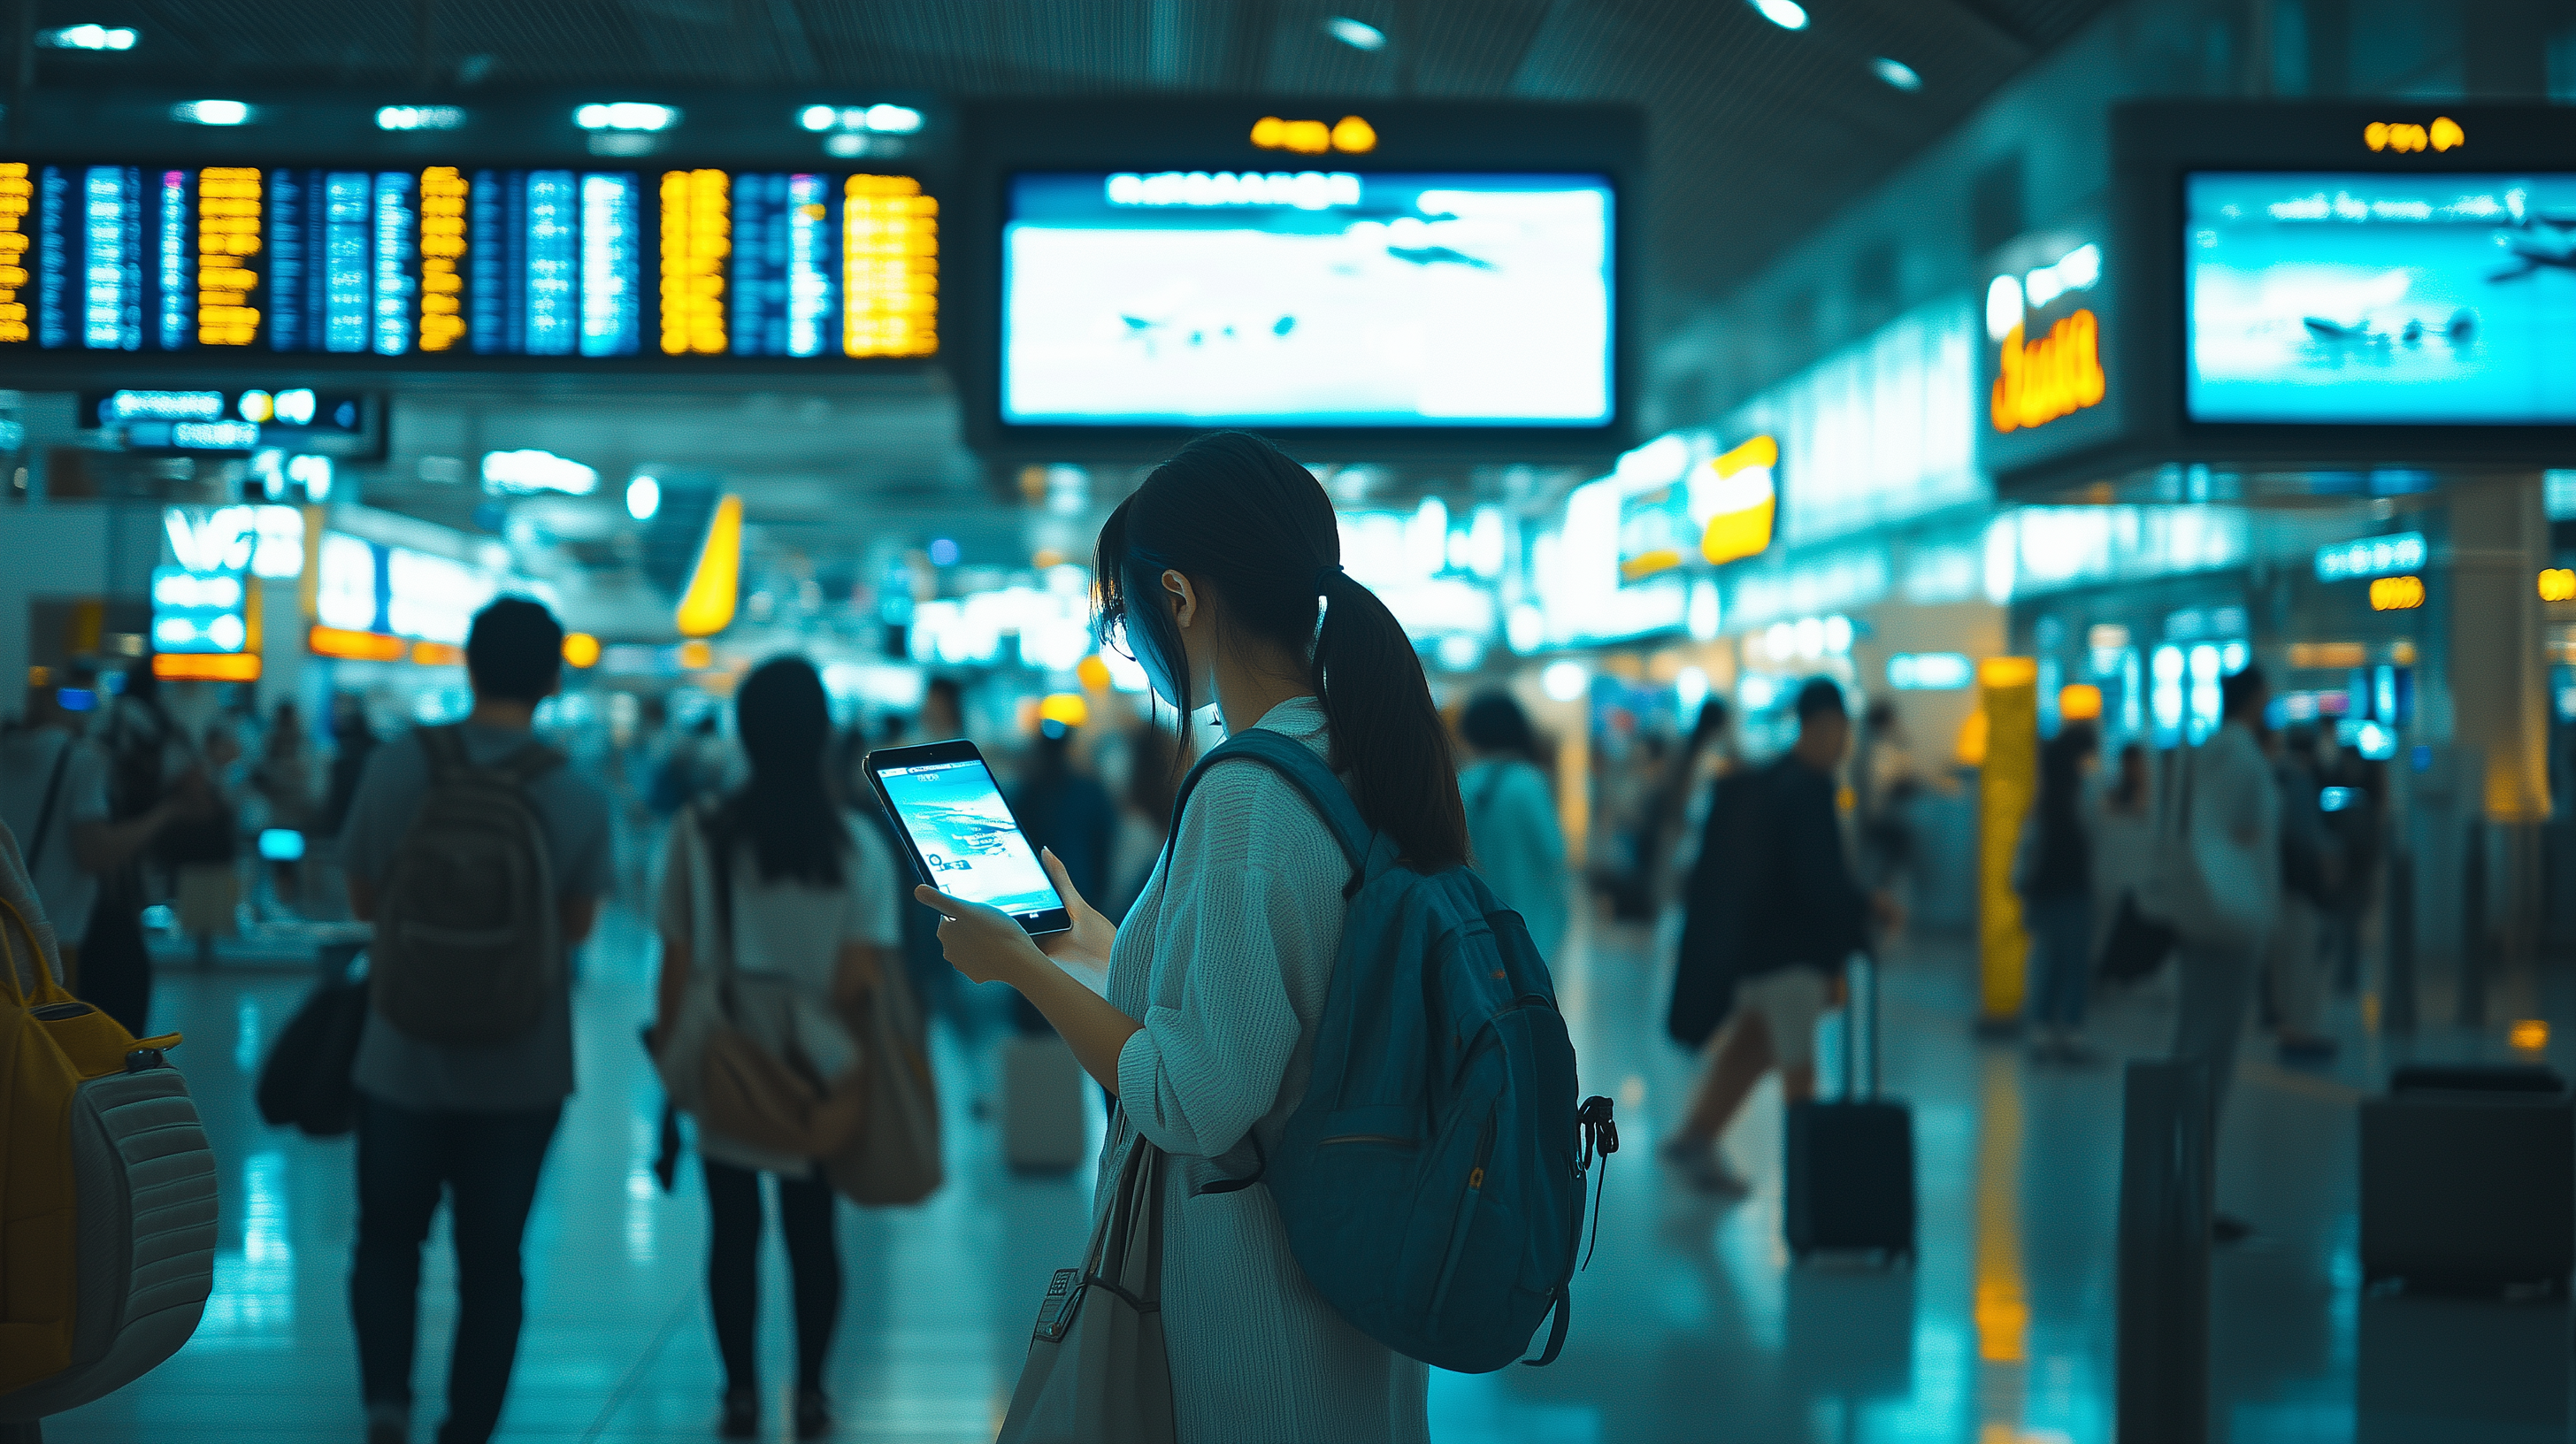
{"left": 919, "top": 433, "right": 1461, "bottom": 1444}
{"left": 651, "top": 657, "right": 903, "bottom": 1440}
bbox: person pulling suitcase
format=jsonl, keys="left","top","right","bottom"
{"left": 1660, "top": 679, "right": 1898, "bottom": 1196}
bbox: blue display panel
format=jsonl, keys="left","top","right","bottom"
{"left": 0, "top": 158, "right": 935, "bottom": 365}
{"left": 2186, "top": 171, "right": 2576, "bottom": 424}
{"left": 876, "top": 758, "right": 1065, "bottom": 918}
{"left": 1000, "top": 170, "right": 1614, "bottom": 427}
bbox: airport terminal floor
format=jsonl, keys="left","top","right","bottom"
{"left": 36, "top": 898, "right": 2573, "bottom": 1444}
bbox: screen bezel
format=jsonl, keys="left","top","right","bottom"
{"left": 993, "top": 166, "right": 1618, "bottom": 434}
{"left": 0, "top": 153, "right": 941, "bottom": 379}
{"left": 864, "top": 738, "right": 1071, "bottom": 938}
{"left": 954, "top": 96, "right": 1643, "bottom": 462}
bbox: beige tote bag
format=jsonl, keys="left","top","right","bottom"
{"left": 825, "top": 956, "right": 945, "bottom": 1205}
{"left": 997, "top": 1118, "right": 1176, "bottom": 1444}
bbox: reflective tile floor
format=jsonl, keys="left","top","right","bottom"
{"left": 40, "top": 902, "right": 2576, "bottom": 1443}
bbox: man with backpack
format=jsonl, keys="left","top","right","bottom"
{"left": 336, "top": 598, "right": 612, "bottom": 1444}
{"left": 1660, "top": 679, "right": 1894, "bottom": 1195}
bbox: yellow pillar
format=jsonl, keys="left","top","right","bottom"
{"left": 1978, "top": 657, "right": 2039, "bottom": 1029}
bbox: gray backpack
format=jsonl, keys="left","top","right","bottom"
{"left": 372, "top": 726, "right": 564, "bottom": 1045}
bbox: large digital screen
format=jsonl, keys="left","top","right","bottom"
{"left": 875, "top": 758, "right": 1065, "bottom": 918}
{"left": 1000, "top": 170, "right": 1613, "bottom": 427}
{"left": 0, "top": 161, "right": 935, "bottom": 362}
{"left": 2186, "top": 171, "right": 2576, "bottom": 423}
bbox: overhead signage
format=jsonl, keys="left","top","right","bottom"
{"left": 83, "top": 388, "right": 371, "bottom": 453}
{"left": 316, "top": 533, "right": 495, "bottom": 645}
{"left": 4, "top": 160, "right": 936, "bottom": 365}
{"left": 1987, "top": 243, "right": 2105, "bottom": 434}
{"left": 1250, "top": 115, "right": 1376, "bottom": 156}
{"left": 2365, "top": 118, "right": 2464, "bottom": 153}
{"left": 1612, "top": 433, "right": 1778, "bottom": 581}
{"left": 2370, "top": 575, "right": 2426, "bottom": 610}
{"left": 2314, "top": 530, "right": 2426, "bottom": 580}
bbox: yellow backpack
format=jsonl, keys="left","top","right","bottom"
{"left": 0, "top": 894, "right": 217, "bottom": 1418}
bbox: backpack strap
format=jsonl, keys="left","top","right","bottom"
{"left": 1169, "top": 727, "right": 1389, "bottom": 890}
{"left": 492, "top": 740, "right": 567, "bottom": 788}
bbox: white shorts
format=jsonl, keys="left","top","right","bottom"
{"left": 1736, "top": 966, "right": 1832, "bottom": 1070}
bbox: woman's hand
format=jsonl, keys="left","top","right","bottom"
{"left": 1034, "top": 848, "right": 1116, "bottom": 985}
{"left": 914, "top": 884, "right": 1052, "bottom": 987}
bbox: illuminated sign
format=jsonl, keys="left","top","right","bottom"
{"left": 2315, "top": 531, "right": 2426, "bottom": 580}
{"left": 1103, "top": 170, "right": 1361, "bottom": 209}
{"left": 2542, "top": 568, "right": 2576, "bottom": 602}
{"left": 5, "top": 160, "right": 936, "bottom": 363}
{"left": 2370, "top": 575, "right": 2425, "bottom": 610}
{"left": 2365, "top": 117, "right": 2463, "bottom": 153}
{"left": 1990, "top": 310, "right": 2104, "bottom": 433}
{"left": 1888, "top": 652, "right": 1973, "bottom": 690}
{"left": 1250, "top": 115, "right": 1376, "bottom": 156}
{"left": 317, "top": 534, "right": 497, "bottom": 644}
{"left": 151, "top": 566, "right": 250, "bottom": 653}
{"left": 1698, "top": 435, "right": 1778, "bottom": 565}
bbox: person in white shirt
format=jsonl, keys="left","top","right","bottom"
{"left": 653, "top": 657, "right": 901, "bottom": 1441}
{"left": 2168, "top": 664, "right": 2281, "bottom": 1244}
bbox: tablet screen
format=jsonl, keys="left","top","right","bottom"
{"left": 875, "top": 757, "right": 1066, "bottom": 919}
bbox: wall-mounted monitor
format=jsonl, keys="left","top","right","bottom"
{"left": 2185, "top": 171, "right": 2576, "bottom": 424}
{"left": 955, "top": 98, "right": 1641, "bottom": 460}
{"left": 999, "top": 170, "right": 1614, "bottom": 431}
{"left": 0, "top": 159, "right": 936, "bottom": 373}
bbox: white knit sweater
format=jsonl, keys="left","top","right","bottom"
{"left": 1104, "top": 695, "right": 1430, "bottom": 1443}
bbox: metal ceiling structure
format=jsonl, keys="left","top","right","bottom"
{"left": 19, "top": 0, "right": 2123, "bottom": 324}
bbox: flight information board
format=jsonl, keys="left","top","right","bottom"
{"left": 0, "top": 161, "right": 936, "bottom": 363}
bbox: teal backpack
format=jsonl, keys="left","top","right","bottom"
{"left": 1169, "top": 730, "right": 1617, "bottom": 1372}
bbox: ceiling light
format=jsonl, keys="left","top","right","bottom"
{"left": 172, "top": 99, "right": 252, "bottom": 127}
{"left": 1325, "top": 17, "right": 1387, "bottom": 50}
{"left": 1750, "top": 0, "right": 1808, "bottom": 31}
{"left": 1873, "top": 57, "right": 1921, "bottom": 90}
{"left": 799, "top": 104, "right": 838, "bottom": 132}
{"left": 38, "top": 23, "right": 137, "bottom": 50}
{"left": 626, "top": 474, "right": 661, "bottom": 521}
{"left": 481, "top": 449, "right": 598, "bottom": 495}
{"left": 798, "top": 103, "right": 924, "bottom": 134}
{"left": 573, "top": 102, "right": 678, "bottom": 132}
{"left": 376, "top": 104, "right": 466, "bottom": 131}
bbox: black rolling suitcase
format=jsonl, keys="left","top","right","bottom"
{"left": 1784, "top": 954, "right": 1916, "bottom": 1264}
{"left": 2360, "top": 1062, "right": 2573, "bottom": 1295}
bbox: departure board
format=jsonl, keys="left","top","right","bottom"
{"left": 0, "top": 161, "right": 936, "bottom": 364}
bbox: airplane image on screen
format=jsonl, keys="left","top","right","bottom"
{"left": 2302, "top": 308, "right": 2477, "bottom": 348}
{"left": 2488, "top": 211, "right": 2576, "bottom": 280}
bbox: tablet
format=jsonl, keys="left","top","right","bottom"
{"left": 866, "top": 740, "right": 1072, "bottom": 937}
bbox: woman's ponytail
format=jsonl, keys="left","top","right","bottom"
{"left": 1094, "top": 432, "right": 1469, "bottom": 872}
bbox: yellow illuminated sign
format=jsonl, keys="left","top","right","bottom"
{"left": 2365, "top": 117, "right": 2463, "bottom": 153}
{"left": 675, "top": 494, "right": 744, "bottom": 637}
{"left": 2058, "top": 683, "right": 2103, "bottom": 721}
{"left": 843, "top": 175, "right": 937, "bottom": 358}
{"left": 1978, "top": 661, "right": 2039, "bottom": 1024}
{"left": 2372, "top": 575, "right": 2426, "bottom": 610}
{"left": 1990, "top": 309, "right": 2104, "bottom": 434}
{"left": 418, "top": 167, "right": 467, "bottom": 352}
{"left": 1699, "top": 434, "right": 1778, "bottom": 566}
{"left": 1251, "top": 115, "right": 1376, "bottom": 156}
{"left": 2541, "top": 568, "right": 2575, "bottom": 603}
{"left": 0, "top": 163, "right": 27, "bottom": 343}
{"left": 660, "top": 169, "right": 730, "bottom": 356}
{"left": 196, "top": 166, "right": 261, "bottom": 346}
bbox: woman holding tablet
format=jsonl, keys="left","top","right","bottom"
{"left": 917, "top": 431, "right": 1463, "bottom": 1442}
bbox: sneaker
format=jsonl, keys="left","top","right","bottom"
{"left": 796, "top": 1387, "right": 832, "bottom": 1440}
{"left": 719, "top": 1391, "right": 759, "bottom": 1440}
{"left": 1658, "top": 1133, "right": 1751, "bottom": 1197}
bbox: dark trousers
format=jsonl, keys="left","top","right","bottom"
{"left": 78, "top": 880, "right": 154, "bottom": 1037}
{"left": 703, "top": 1157, "right": 841, "bottom": 1396}
{"left": 352, "top": 1095, "right": 561, "bottom": 1444}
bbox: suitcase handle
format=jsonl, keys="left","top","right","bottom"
{"left": 1842, "top": 952, "right": 1879, "bottom": 1102}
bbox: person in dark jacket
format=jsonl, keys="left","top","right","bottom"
{"left": 1004, "top": 721, "right": 1116, "bottom": 1035}
{"left": 2018, "top": 721, "right": 2100, "bottom": 1064}
{"left": 1660, "top": 679, "right": 1892, "bottom": 1195}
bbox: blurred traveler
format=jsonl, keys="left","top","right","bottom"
{"left": 337, "top": 598, "right": 612, "bottom": 1444}
{"left": 81, "top": 665, "right": 207, "bottom": 1033}
{"left": 321, "top": 692, "right": 379, "bottom": 839}
{"left": 169, "top": 721, "right": 244, "bottom": 966}
{"left": 2270, "top": 724, "right": 2338, "bottom": 1063}
{"left": 920, "top": 674, "right": 964, "bottom": 742}
{"left": 1457, "top": 690, "right": 1568, "bottom": 958}
{"left": 1660, "top": 679, "right": 1892, "bottom": 1196}
{"left": 251, "top": 700, "right": 317, "bottom": 905}
{"left": 2, "top": 669, "right": 189, "bottom": 1002}
{"left": 1855, "top": 700, "right": 1923, "bottom": 897}
{"left": 1105, "top": 720, "right": 1182, "bottom": 922}
{"left": 1659, "top": 699, "right": 1737, "bottom": 894}
{"left": 654, "top": 657, "right": 898, "bottom": 1440}
{"left": 917, "top": 432, "right": 1455, "bottom": 1440}
{"left": 1006, "top": 722, "right": 1118, "bottom": 1038}
{"left": 2093, "top": 742, "right": 2157, "bottom": 962}
{"left": 2015, "top": 721, "right": 2102, "bottom": 1064}
{"left": 2320, "top": 750, "right": 2386, "bottom": 995}
{"left": 2167, "top": 664, "right": 2279, "bottom": 1245}
{"left": 649, "top": 713, "right": 722, "bottom": 819}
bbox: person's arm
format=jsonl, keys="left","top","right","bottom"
{"left": 1783, "top": 772, "right": 1872, "bottom": 952}
{"left": 71, "top": 803, "right": 178, "bottom": 875}
{"left": 831, "top": 941, "right": 885, "bottom": 1011}
{"left": 561, "top": 895, "right": 601, "bottom": 946}
{"left": 918, "top": 848, "right": 1131, "bottom": 1087}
